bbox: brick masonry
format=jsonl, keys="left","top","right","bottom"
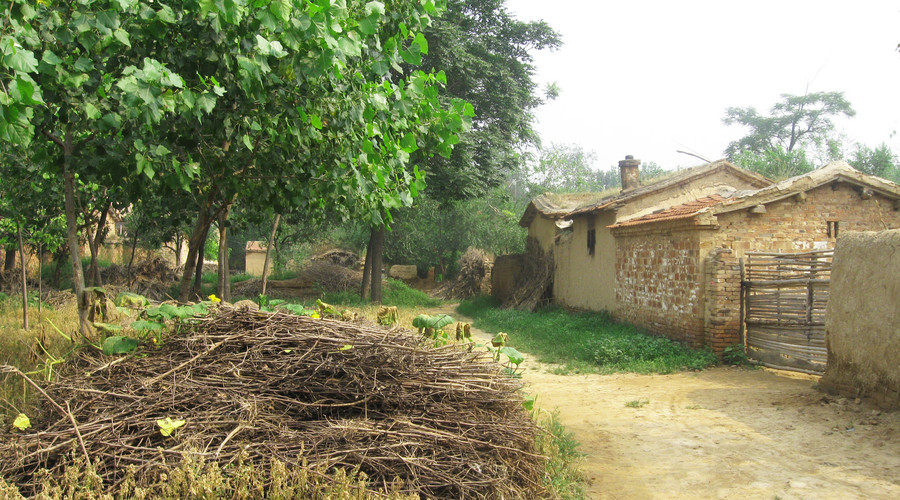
{"left": 614, "top": 229, "right": 706, "bottom": 347}
{"left": 611, "top": 183, "right": 900, "bottom": 356}
{"left": 702, "top": 249, "right": 742, "bottom": 353}
{"left": 715, "top": 183, "right": 900, "bottom": 255}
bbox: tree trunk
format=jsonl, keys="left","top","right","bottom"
{"left": 191, "top": 222, "right": 211, "bottom": 300}
{"left": 174, "top": 232, "right": 184, "bottom": 269}
{"left": 85, "top": 224, "right": 98, "bottom": 286}
{"left": 369, "top": 226, "right": 385, "bottom": 304}
{"left": 261, "top": 213, "right": 281, "bottom": 297}
{"left": 216, "top": 201, "right": 234, "bottom": 301}
{"left": 127, "top": 227, "right": 139, "bottom": 278}
{"left": 87, "top": 202, "right": 110, "bottom": 286}
{"left": 177, "top": 195, "right": 218, "bottom": 302}
{"left": 360, "top": 230, "right": 375, "bottom": 300}
{"left": 4, "top": 246, "right": 15, "bottom": 271}
{"left": 63, "top": 161, "right": 89, "bottom": 335}
{"left": 52, "top": 249, "right": 66, "bottom": 288}
{"left": 17, "top": 221, "right": 28, "bottom": 330}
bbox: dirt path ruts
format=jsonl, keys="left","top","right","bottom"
{"left": 432, "top": 306, "right": 900, "bottom": 500}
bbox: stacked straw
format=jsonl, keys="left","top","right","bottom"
{"left": 0, "top": 307, "right": 547, "bottom": 498}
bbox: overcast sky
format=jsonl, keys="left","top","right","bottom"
{"left": 505, "top": 0, "right": 900, "bottom": 171}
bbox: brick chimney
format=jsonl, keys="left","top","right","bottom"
{"left": 619, "top": 155, "right": 641, "bottom": 192}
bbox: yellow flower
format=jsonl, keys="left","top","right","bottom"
{"left": 208, "top": 294, "right": 221, "bottom": 303}
{"left": 310, "top": 312, "right": 321, "bottom": 319}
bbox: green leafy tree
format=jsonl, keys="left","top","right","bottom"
{"left": 848, "top": 143, "right": 900, "bottom": 182}
{"left": 360, "top": 0, "right": 558, "bottom": 301}
{"left": 723, "top": 91, "right": 855, "bottom": 158}
{"left": 130, "top": 0, "right": 470, "bottom": 302}
{"left": 2, "top": 0, "right": 196, "bottom": 332}
{"left": 525, "top": 143, "right": 598, "bottom": 193}
{"left": 418, "top": 0, "right": 561, "bottom": 200}
{"left": 731, "top": 146, "right": 814, "bottom": 181}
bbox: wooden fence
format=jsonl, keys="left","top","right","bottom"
{"left": 742, "top": 249, "right": 833, "bottom": 374}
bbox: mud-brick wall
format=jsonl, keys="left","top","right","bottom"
{"left": 491, "top": 253, "right": 524, "bottom": 304}
{"left": 702, "top": 249, "right": 742, "bottom": 353}
{"left": 715, "top": 183, "right": 900, "bottom": 256}
{"left": 614, "top": 229, "right": 705, "bottom": 347}
{"left": 820, "top": 230, "right": 900, "bottom": 409}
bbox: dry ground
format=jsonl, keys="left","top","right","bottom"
{"left": 443, "top": 307, "right": 900, "bottom": 500}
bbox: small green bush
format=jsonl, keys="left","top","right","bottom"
{"left": 722, "top": 343, "right": 750, "bottom": 365}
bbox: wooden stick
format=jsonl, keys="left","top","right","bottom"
{"left": 66, "top": 401, "right": 91, "bottom": 465}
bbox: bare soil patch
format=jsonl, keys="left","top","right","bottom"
{"left": 441, "top": 306, "right": 900, "bottom": 500}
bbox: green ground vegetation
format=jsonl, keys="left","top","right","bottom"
{"left": 457, "top": 297, "right": 719, "bottom": 374}
{"left": 318, "top": 279, "right": 442, "bottom": 309}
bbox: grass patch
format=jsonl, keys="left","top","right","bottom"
{"left": 0, "top": 295, "right": 80, "bottom": 423}
{"left": 322, "top": 279, "right": 441, "bottom": 309}
{"left": 457, "top": 296, "right": 718, "bottom": 374}
{"left": 536, "top": 411, "right": 586, "bottom": 499}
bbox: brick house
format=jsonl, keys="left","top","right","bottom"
{"left": 520, "top": 158, "right": 900, "bottom": 354}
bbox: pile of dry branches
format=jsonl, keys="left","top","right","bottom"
{"left": 0, "top": 307, "right": 546, "bottom": 498}
{"left": 301, "top": 261, "right": 363, "bottom": 292}
{"left": 0, "top": 267, "right": 42, "bottom": 296}
{"left": 231, "top": 262, "right": 362, "bottom": 299}
{"left": 434, "top": 248, "right": 493, "bottom": 300}
{"left": 309, "top": 248, "right": 360, "bottom": 269}
{"left": 503, "top": 237, "right": 553, "bottom": 311}
{"left": 101, "top": 257, "right": 178, "bottom": 301}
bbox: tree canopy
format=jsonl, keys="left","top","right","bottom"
{"left": 723, "top": 91, "right": 855, "bottom": 160}
{"left": 1, "top": 0, "right": 470, "bottom": 323}
{"left": 418, "top": 0, "right": 560, "bottom": 200}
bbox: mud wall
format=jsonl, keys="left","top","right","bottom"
{"left": 491, "top": 254, "right": 523, "bottom": 304}
{"left": 820, "top": 230, "right": 900, "bottom": 408}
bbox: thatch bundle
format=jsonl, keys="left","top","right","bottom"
{"left": 502, "top": 237, "right": 553, "bottom": 311}
{"left": 434, "top": 248, "right": 493, "bottom": 300}
{"left": 0, "top": 307, "right": 547, "bottom": 498}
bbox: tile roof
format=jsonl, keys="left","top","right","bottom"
{"left": 568, "top": 160, "right": 771, "bottom": 218}
{"left": 609, "top": 195, "right": 729, "bottom": 228}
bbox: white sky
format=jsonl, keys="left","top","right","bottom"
{"left": 505, "top": 0, "right": 900, "bottom": 170}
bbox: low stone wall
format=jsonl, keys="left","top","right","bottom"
{"left": 820, "top": 230, "right": 900, "bottom": 408}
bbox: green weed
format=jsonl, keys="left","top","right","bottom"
{"left": 536, "top": 411, "right": 586, "bottom": 499}
{"left": 457, "top": 296, "right": 718, "bottom": 374}
{"left": 625, "top": 399, "right": 649, "bottom": 408}
{"left": 0, "top": 297, "right": 80, "bottom": 422}
{"left": 722, "top": 343, "right": 750, "bottom": 365}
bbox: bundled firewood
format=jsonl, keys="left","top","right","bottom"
{"left": 0, "top": 307, "right": 547, "bottom": 498}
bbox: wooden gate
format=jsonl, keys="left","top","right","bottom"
{"left": 741, "top": 249, "right": 833, "bottom": 374}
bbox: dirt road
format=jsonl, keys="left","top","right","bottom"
{"left": 442, "top": 307, "right": 900, "bottom": 500}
